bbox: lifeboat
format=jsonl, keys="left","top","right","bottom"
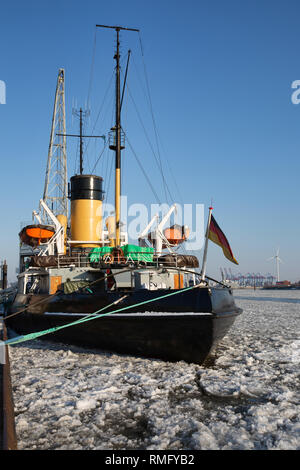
{"left": 163, "top": 224, "right": 190, "bottom": 246}
{"left": 147, "top": 224, "right": 190, "bottom": 248}
{"left": 19, "top": 224, "right": 55, "bottom": 247}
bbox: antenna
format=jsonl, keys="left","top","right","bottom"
{"left": 57, "top": 107, "right": 105, "bottom": 175}
{"left": 267, "top": 247, "right": 283, "bottom": 282}
{"left": 43, "top": 68, "right": 68, "bottom": 221}
{"left": 73, "top": 107, "right": 90, "bottom": 175}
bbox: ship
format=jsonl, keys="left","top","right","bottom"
{"left": 4, "top": 25, "right": 242, "bottom": 364}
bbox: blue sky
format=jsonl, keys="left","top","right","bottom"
{"left": 0, "top": 0, "right": 300, "bottom": 282}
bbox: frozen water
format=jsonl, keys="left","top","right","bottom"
{"left": 8, "top": 288, "right": 300, "bottom": 450}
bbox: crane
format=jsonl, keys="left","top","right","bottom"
{"left": 42, "top": 69, "right": 68, "bottom": 223}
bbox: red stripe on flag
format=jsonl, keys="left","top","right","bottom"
{"left": 209, "top": 220, "right": 234, "bottom": 258}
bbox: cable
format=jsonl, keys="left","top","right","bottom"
{"left": 122, "top": 127, "right": 162, "bottom": 205}
{"left": 84, "top": 70, "right": 115, "bottom": 156}
{"left": 91, "top": 139, "right": 108, "bottom": 174}
{"left": 138, "top": 32, "right": 169, "bottom": 202}
{"left": 87, "top": 28, "right": 97, "bottom": 109}
{"left": 124, "top": 78, "right": 173, "bottom": 203}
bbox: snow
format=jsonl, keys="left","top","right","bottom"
{"left": 8, "top": 288, "right": 300, "bottom": 450}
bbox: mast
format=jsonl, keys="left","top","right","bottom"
{"left": 200, "top": 207, "right": 213, "bottom": 281}
{"left": 115, "top": 28, "right": 121, "bottom": 247}
{"left": 96, "top": 24, "right": 139, "bottom": 247}
{"left": 69, "top": 107, "right": 89, "bottom": 175}
{"left": 79, "top": 108, "right": 83, "bottom": 174}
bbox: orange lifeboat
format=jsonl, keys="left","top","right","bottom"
{"left": 147, "top": 224, "right": 190, "bottom": 248}
{"left": 163, "top": 224, "right": 190, "bottom": 246}
{"left": 19, "top": 224, "right": 55, "bottom": 247}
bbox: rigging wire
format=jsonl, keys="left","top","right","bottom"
{"left": 85, "top": 80, "right": 114, "bottom": 174}
{"left": 87, "top": 28, "right": 97, "bottom": 109}
{"left": 131, "top": 53, "right": 151, "bottom": 109}
{"left": 84, "top": 70, "right": 115, "bottom": 156}
{"left": 136, "top": 36, "right": 190, "bottom": 255}
{"left": 83, "top": 30, "right": 190, "bottom": 255}
{"left": 155, "top": 126, "right": 186, "bottom": 209}
{"left": 90, "top": 139, "right": 109, "bottom": 174}
{"left": 91, "top": 90, "right": 115, "bottom": 174}
{"left": 84, "top": 55, "right": 127, "bottom": 174}
{"left": 122, "top": 59, "right": 188, "bottom": 255}
{"left": 135, "top": 36, "right": 184, "bottom": 208}
{"left": 124, "top": 78, "right": 173, "bottom": 203}
{"left": 138, "top": 31, "right": 169, "bottom": 203}
{"left": 71, "top": 28, "right": 97, "bottom": 176}
{"left": 122, "top": 126, "right": 162, "bottom": 205}
{"left": 130, "top": 50, "right": 182, "bottom": 203}
{"left": 85, "top": 54, "right": 127, "bottom": 166}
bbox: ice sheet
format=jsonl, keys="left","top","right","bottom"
{"left": 8, "top": 288, "right": 300, "bottom": 450}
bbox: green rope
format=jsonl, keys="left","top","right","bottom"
{"left": 4, "top": 284, "right": 200, "bottom": 346}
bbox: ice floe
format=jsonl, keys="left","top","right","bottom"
{"left": 8, "top": 288, "right": 300, "bottom": 450}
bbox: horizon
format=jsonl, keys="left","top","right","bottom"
{"left": 1, "top": 0, "right": 300, "bottom": 283}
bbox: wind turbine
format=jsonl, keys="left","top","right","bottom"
{"left": 267, "top": 248, "right": 283, "bottom": 283}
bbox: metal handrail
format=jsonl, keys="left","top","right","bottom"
{"left": 52, "top": 251, "right": 199, "bottom": 270}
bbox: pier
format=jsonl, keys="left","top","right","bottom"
{"left": 0, "top": 316, "right": 17, "bottom": 450}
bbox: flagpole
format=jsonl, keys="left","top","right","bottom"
{"left": 200, "top": 206, "right": 213, "bottom": 281}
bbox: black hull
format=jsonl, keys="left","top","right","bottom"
{"left": 6, "top": 287, "right": 242, "bottom": 364}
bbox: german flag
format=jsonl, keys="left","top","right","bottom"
{"left": 208, "top": 214, "right": 238, "bottom": 265}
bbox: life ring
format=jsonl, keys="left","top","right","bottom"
{"left": 103, "top": 254, "right": 114, "bottom": 264}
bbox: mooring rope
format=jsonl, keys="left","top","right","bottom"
{"left": 3, "top": 283, "right": 202, "bottom": 347}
